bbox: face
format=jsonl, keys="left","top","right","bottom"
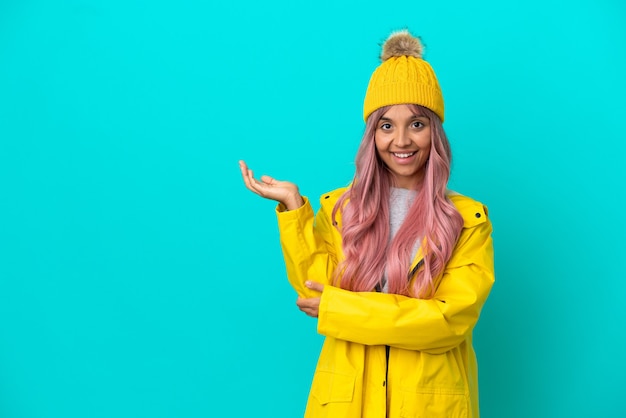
{"left": 374, "top": 104, "right": 431, "bottom": 189}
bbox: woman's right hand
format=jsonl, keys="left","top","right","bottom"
{"left": 239, "top": 160, "right": 304, "bottom": 211}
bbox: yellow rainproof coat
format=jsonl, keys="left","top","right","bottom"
{"left": 276, "top": 187, "right": 494, "bottom": 418}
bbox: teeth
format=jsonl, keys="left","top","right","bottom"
{"left": 393, "top": 152, "right": 415, "bottom": 158}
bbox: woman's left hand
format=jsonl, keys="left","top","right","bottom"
{"left": 296, "top": 281, "right": 325, "bottom": 318}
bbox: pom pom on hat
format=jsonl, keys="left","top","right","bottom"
{"left": 381, "top": 30, "right": 423, "bottom": 61}
{"left": 363, "top": 29, "right": 444, "bottom": 122}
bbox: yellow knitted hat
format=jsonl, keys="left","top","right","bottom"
{"left": 363, "top": 30, "right": 444, "bottom": 122}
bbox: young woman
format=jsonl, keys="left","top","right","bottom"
{"left": 239, "top": 29, "right": 495, "bottom": 418}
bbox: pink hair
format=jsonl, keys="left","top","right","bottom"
{"left": 332, "top": 105, "right": 464, "bottom": 298}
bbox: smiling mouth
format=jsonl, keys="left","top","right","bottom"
{"left": 392, "top": 152, "right": 416, "bottom": 158}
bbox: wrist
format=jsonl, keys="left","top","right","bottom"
{"left": 284, "top": 195, "right": 304, "bottom": 211}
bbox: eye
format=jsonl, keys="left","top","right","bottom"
{"left": 380, "top": 123, "right": 392, "bottom": 130}
{"left": 411, "top": 120, "right": 425, "bottom": 128}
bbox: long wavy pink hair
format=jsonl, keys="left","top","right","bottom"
{"left": 332, "top": 104, "right": 464, "bottom": 298}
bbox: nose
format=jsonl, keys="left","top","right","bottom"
{"left": 394, "top": 128, "right": 411, "bottom": 147}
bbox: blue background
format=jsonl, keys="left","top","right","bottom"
{"left": 1, "top": 0, "right": 625, "bottom": 417}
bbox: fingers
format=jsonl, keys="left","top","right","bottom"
{"left": 238, "top": 160, "right": 300, "bottom": 207}
{"left": 239, "top": 160, "right": 268, "bottom": 196}
{"left": 305, "top": 281, "right": 324, "bottom": 293}
{"left": 297, "top": 283, "right": 324, "bottom": 317}
{"left": 296, "top": 296, "right": 320, "bottom": 318}
{"left": 239, "top": 160, "right": 252, "bottom": 183}
{"left": 239, "top": 160, "right": 255, "bottom": 192}
{"left": 260, "top": 174, "right": 276, "bottom": 185}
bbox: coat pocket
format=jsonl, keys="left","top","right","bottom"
{"left": 310, "top": 369, "right": 356, "bottom": 405}
{"left": 399, "top": 387, "right": 469, "bottom": 418}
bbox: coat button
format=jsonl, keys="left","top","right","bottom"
{"left": 475, "top": 213, "right": 481, "bottom": 218}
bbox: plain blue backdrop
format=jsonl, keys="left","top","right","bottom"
{"left": 1, "top": 0, "right": 625, "bottom": 417}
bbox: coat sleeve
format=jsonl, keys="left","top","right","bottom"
{"left": 317, "top": 207, "right": 495, "bottom": 354}
{"left": 276, "top": 197, "right": 339, "bottom": 298}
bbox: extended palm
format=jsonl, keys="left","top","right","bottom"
{"left": 239, "top": 160, "right": 304, "bottom": 210}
